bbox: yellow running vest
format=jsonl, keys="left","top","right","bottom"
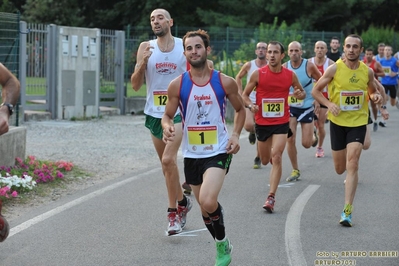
{"left": 328, "top": 60, "right": 369, "bottom": 127}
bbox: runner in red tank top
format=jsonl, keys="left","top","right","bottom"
{"left": 363, "top": 48, "right": 385, "bottom": 131}
{"left": 242, "top": 41, "right": 305, "bottom": 213}
{"left": 310, "top": 41, "right": 334, "bottom": 158}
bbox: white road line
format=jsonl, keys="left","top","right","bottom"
{"left": 166, "top": 228, "right": 207, "bottom": 237}
{"left": 9, "top": 168, "right": 160, "bottom": 238}
{"left": 285, "top": 185, "right": 320, "bottom": 266}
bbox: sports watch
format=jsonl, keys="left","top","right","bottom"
{"left": 1, "top": 103, "right": 14, "bottom": 116}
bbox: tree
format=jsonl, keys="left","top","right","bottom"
{"left": 22, "top": 0, "right": 84, "bottom": 25}
{"left": 0, "top": 0, "right": 18, "bottom": 12}
{"left": 261, "top": 0, "right": 389, "bottom": 34}
{"left": 4, "top": 0, "right": 398, "bottom": 33}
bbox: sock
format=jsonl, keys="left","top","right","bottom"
{"left": 202, "top": 216, "right": 216, "bottom": 239}
{"left": 268, "top": 193, "right": 275, "bottom": 198}
{"left": 167, "top": 208, "right": 177, "bottom": 212}
{"left": 343, "top": 204, "right": 353, "bottom": 214}
{"left": 215, "top": 236, "right": 226, "bottom": 243}
{"left": 178, "top": 195, "right": 187, "bottom": 207}
{"left": 208, "top": 202, "right": 225, "bottom": 241}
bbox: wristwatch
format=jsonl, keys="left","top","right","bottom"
{"left": 1, "top": 102, "right": 14, "bottom": 116}
{"left": 381, "top": 105, "right": 387, "bottom": 109}
{"left": 246, "top": 104, "right": 253, "bottom": 109}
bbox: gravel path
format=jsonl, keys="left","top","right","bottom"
{"left": 25, "top": 115, "right": 158, "bottom": 179}
{"left": 4, "top": 115, "right": 161, "bottom": 221}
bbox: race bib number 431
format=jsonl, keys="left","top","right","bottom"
{"left": 339, "top": 91, "right": 364, "bottom": 111}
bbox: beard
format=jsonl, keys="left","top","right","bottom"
{"left": 346, "top": 55, "right": 359, "bottom": 62}
{"left": 189, "top": 56, "right": 207, "bottom": 68}
{"left": 153, "top": 27, "right": 167, "bottom": 37}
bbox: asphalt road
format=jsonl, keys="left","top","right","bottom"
{"left": 1, "top": 106, "right": 399, "bottom": 266}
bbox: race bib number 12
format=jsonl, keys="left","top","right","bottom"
{"left": 153, "top": 90, "right": 168, "bottom": 112}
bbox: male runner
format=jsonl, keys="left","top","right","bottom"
{"left": 236, "top": 42, "right": 268, "bottom": 168}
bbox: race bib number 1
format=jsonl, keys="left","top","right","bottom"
{"left": 187, "top": 125, "right": 219, "bottom": 154}
{"left": 262, "top": 98, "right": 284, "bottom": 117}
{"left": 339, "top": 91, "right": 364, "bottom": 111}
{"left": 153, "top": 91, "right": 168, "bottom": 112}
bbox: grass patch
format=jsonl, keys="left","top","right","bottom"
{"left": 126, "top": 83, "right": 146, "bottom": 97}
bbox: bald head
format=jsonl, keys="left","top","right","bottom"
{"left": 314, "top": 41, "right": 328, "bottom": 58}
{"left": 150, "top": 8, "right": 171, "bottom": 20}
{"left": 288, "top": 41, "right": 302, "bottom": 50}
{"left": 288, "top": 41, "right": 303, "bottom": 62}
{"left": 315, "top": 41, "right": 327, "bottom": 49}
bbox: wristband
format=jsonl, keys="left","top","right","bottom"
{"left": 0, "top": 103, "right": 13, "bottom": 116}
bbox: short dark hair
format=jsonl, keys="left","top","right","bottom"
{"left": 366, "top": 48, "right": 374, "bottom": 52}
{"left": 331, "top": 36, "right": 340, "bottom": 42}
{"left": 345, "top": 34, "right": 363, "bottom": 48}
{"left": 268, "top": 41, "right": 285, "bottom": 54}
{"left": 183, "top": 29, "right": 210, "bottom": 49}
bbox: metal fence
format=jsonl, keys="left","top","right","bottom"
{"left": 124, "top": 25, "right": 345, "bottom": 78}
{"left": 0, "top": 12, "right": 20, "bottom": 126}
{"left": 0, "top": 12, "right": 20, "bottom": 75}
{"left": 124, "top": 25, "right": 344, "bottom": 59}
{"left": 2, "top": 15, "right": 399, "bottom": 122}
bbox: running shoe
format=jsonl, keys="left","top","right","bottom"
{"left": 167, "top": 211, "right": 182, "bottom": 235}
{"left": 253, "top": 157, "right": 261, "bottom": 169}
{"left": 286, "top": 169, "right": 301, "bottom": 182}
{"left": 379, "top": 121, "right": 387, "bottom": 128}
{"left": 182, "top": 182, "right": 192, "bottom": 195}
{"left": 312, "top": 127, "right": 318, "bottom": 147}
{"left": 396, "top": 100, "right": 399, "bottom": 110}
{"left": 177, "top": 197, "right": 193, "bottom": 229}
{"left": 248, "top": 132, "right": 256, "bottom": 145}
{"left": 263, "top": 196, "right": 275, "bottom": 213}
{"left": 373, "top": 122, "right": 378, "bottom": 132}
{"left": 215, "top": 238, "right": 233, "bottom": 266}
{"left": 339, "top": 210, "right": 352, "bottom": 227}
{"left": 315, "top": 147, "right": 324, "bottom": 158}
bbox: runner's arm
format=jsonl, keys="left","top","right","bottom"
{"left": 308, "top": 61, "right": 322, "bottom": 81}
{"left": 161, "top": 76, "right": 181, "bottom": 142}
{"left": 292, "top": 72, "right": 305, "bottom": 100}
{"left": 235, "top": 62, "right": 250, "bottom": 94}
{"left": 223, "top": 74, "right": 245, "bottom": 154}
{"left": 312, "top": 64, "right": 336, "bottom": 108}
{"left": 131, "top": 41, "right": 152, "bottom": 91}
{"left": 242, "top": 70, "right": 259, "bottom": 112}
